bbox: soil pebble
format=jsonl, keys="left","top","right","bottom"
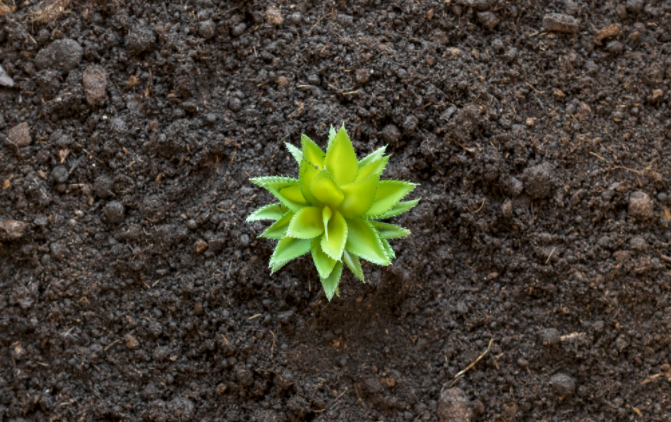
{"left": 522, "top": 163, "right": 555, "bottom": 198}
{"left": 94, "top": 175, "right": 114, "bottom": 198}
{"left": 465, "top": 0, "right": 490, "bottom": 11}
{"left": 126, "top": 25, "right": 155, "bottom": 55}
{"left": 82, "top": 65, "right": 108, "bottom": 105}
{"left": 0, "top": 64, "right": 14, "bottom": 87}
{"left": 605, "top": 40, "right": 624, "bottom": 55}
{"left": 381, "top": 124, "right": 402, "bottom": 145}
{"left": 549, "top": 373, "right": 576, "bottom": 399}
{"left": 198, "top": 20, "right": 217, "bottom": 39}
{"left": 34, "top": 39, "right": 83, "bottom": 72}
{"left": 104, "top": 201, "right": 125, "bottom": 224}
{"left": 628, "top": 191, "right": 653, "bottom": 219}
{"left": 0, "top": 219, "right": 30, "bottom": 240}
{"left": 541, "top": 328, "right": 561, "bottom": 345}
{"left": 501, "top": 199, "right": 513, "bottom": 218}
{"left": 452, "top": 104, "right": 481, "bottom": 142}
{"left": 477, "top": 12, "right": 500, "bottom": 30}
{"left": 266, "top": 6, "right": 284, "bottom": 25}
{"left": 438, "top": 387, "right": 473, "bottom": 422}
{"left": 51, "top": 165, "right": 69, "bottom": 184}
{"left": 542, "top": 13, "right": 580, "bottom": 33}
{"left": 231, "top": 23, "right": 247, "bottom": 37}
{"left": 626, "top": 0, "right": 644, "bottom": 14}
{"left": 8, "top": 122, "right": 32, "bottom": 146}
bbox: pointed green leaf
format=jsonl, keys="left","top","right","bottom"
{"left": 381, "top": 238, "right": 396, "bottom": 259}
{"left": 344, "top": 218, "right": 390, "bottom": 266}
{"left": 320, "top": 262, "right": 343, "bottom": 301}
{"left": 371, "top": 221, "right": 411, "bottom": 239}
{"left": 321, "top": 210, "right": 347, "bottom": 260}
{"left": 250, "top": 176, "right": 297, "bottom": 189}
{"left": 251, "top": 177, "right": 308, "bottom": 212}
{"left": 356, "top": 156, "right": 389, "bottom": 181}
{"left": 324, "top": 126, "right": 359, "bottom": 186}
{"left": 299, "top": 159, "right": 322, "bottom": 206}
{"left": 322, "top": 207, "right": 332, "bottom": 240}
{"left": 365, "top": 180, "right": 418, "bottom": 217}
{"left": 371, "top": 198, "right": 421, "bottom": 220}
{"left": 269, "top": 237, "right": 311, "bottom": 267}
{"left": 287, "top": 207, "right": 325, "bottom": 239}
{"left": 358, "top": 145, "right": 387, "bottom": 168}
{"left": 342, "top": 251, "right": 364, "bottom": 282}
{"left": 270, "top": 259, "right": 290, "bottom": 275}
{"left": 338, "top": 174, "right": 380, "bottom": 218}
{"left": 301, "top": 134, "right": 325, "bottom": 168}
{"left": 327, "top": 125, "right": 337, "bottom": 149}
{"left": 310, "top": 170, "right": 344, "bottom": 208}
{"left": 311, "top": 238, "right": 337, "bottom": 279}
{"left": 246, "top": 203, "right": 287, "bottom": 222}
{"left": 260, "top": 211, "right": 294, "bottom": 239}
{"left": 285, "top": 142, "right": 303, "bottom": 165}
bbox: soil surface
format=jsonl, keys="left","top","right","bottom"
{"left": 2, "top": 0, "right": 671, "bottom": 421}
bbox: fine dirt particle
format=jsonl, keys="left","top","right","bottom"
{"left": 628, "top": 191, "right": 653, "bottom": 219}
{"left": 550, "top": 373, "right": 576, "bottom": 399}
{"left": 438, "top": 387, "right": 473, "bottom": 422}
{"left": 8, "top": 122, "right": 32, "bottom": 146}
{"left": 34, "top": 38, "right": 83, "bottom": 72}
{"left": 542, "top": 13, "right": 580, "bottom": 33}
{"left": 266, "top": 5, "right": 284, "bottom": 25}
{"left": 381, "top": 124, "right": 402, "bottom": 145}
{"left": 82, "top": 65, "right": 108, "bottom": 105}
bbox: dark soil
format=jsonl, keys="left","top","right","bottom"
{"left": 2, "top": 0, "right": 671, "bottom": 421}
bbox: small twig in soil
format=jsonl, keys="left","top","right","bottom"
{"left": 454, "top": 338, "right": 494, "bottom": 379}
{"left": 307, "top": 15, "right": 324, "bottom": 35}
{"left": 269, "top": 330, "right": 276, "bottom": 359}
{"left": 474, "top": 198, "right": 486, "bottom": 213}
{"left": 329, "top": 387, "right": 348, "bottom": 409}
{"left": 104, "top": 339, "right": 121, "bottom": 351}
{"left": 545, "top": 247, "right": 556, "bottom": 264}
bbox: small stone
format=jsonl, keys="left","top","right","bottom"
{"left": 34, "top": 39, "right": 83, "bottom": 72}
{"left": 104, "top": 201, "right": 125, "bottom": 224}
{"left": 477, "top": 11, "right": 500, "bottom": 30}
{"left": 522, "top": 162, "right": 555, "bottom": 199}
{"left": 541, "top": 328, "right": 561, "bottom": 345}
{"left": 195, "top": 239, "right": 208, "bottom": 253}
{"left": 628, "top": 191, "right": 653, "bottom": 219}
{"left": 403, "top": 115, "right": 418, "bottom": 133}
{"left": 466, "top": 0, "right": 490, "bottom": 11}
{"left": 8, "top": 122, "right": 32, "bottom": 146}
{"left": 0, "top": 219, "right": 30, "bottom": 240}
{"left": 594, "top": 23, "right": 622, "bottom": 42}
{"left": 82, "top": 65, "right": 108, "bottom": 105}
{"left": 625, "top": 0, "right": 644, "bottom": 14}
{"left": 228, "top": 97, "right": 242, "bottom": 112}
{"left": 125, "top": 334, "right": 139, "bottom": 349}
{"left": 630, "top": 236, "right": 647, "bottom": 251}
{"left": 507, "top": 176, "right": 524, "bottom": 197}
{"left": 51, "top": 166, "right": 69, "bottom": 184}
{"left": 517, "top": 358, "right": 529, "bottom": 368}
{"left": 542, "top": 13, "right": 580, "bottom": 34}
{"left": 198, "top": 20, "right": 216, "bottom": 39}
{"left": 549, "top": 373, "right": 576, "bottom": 399}
{"left": 266, "top": 5, "right": 284, "bottom": 25}
{"left": 94, "top": 175, "right": 114, "bottom": 198}
{"left": 605, "top": 40, "right": 624, "bottom": 55}
{"left": 307, "top": 74, "right": 321, "bottom": 85}
{"left": 381, "top": 124, "right": 402, "bottom": 145}
{"left": 231, "top": 23, "right": 247, "bottom": 37}
{"left": 438, "top": 387, "right": 473, "bottom": 422}
{"left": 355, "top": 68, "right": 370, "bottom": 85}
{"left": 456, "top": 302, "right": 469, "bottom": 315}
{"left": 501, "top": 199, "right": 513, "bottom": 218}
{"left": 0, "top": 64, "right": 14, "bottom": 87}
{"left": 289, "top": 12, "right": 302, "bottom": 24}
{"left": 503, "top": 47, "right": 518, "bottom": 63}
{"left": 126, "top": 25, "right": 155, "bottom": 55}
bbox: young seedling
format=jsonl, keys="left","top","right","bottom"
{"left": 246, "top": 125, "right": 419, "bottom": 300}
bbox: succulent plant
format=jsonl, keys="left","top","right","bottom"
{"left": 246, "top": 125, "right": 419, "bottom": 300}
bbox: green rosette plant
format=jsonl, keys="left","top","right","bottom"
{"left": 246, "top": 125, "right": 420, "bottom": 300}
